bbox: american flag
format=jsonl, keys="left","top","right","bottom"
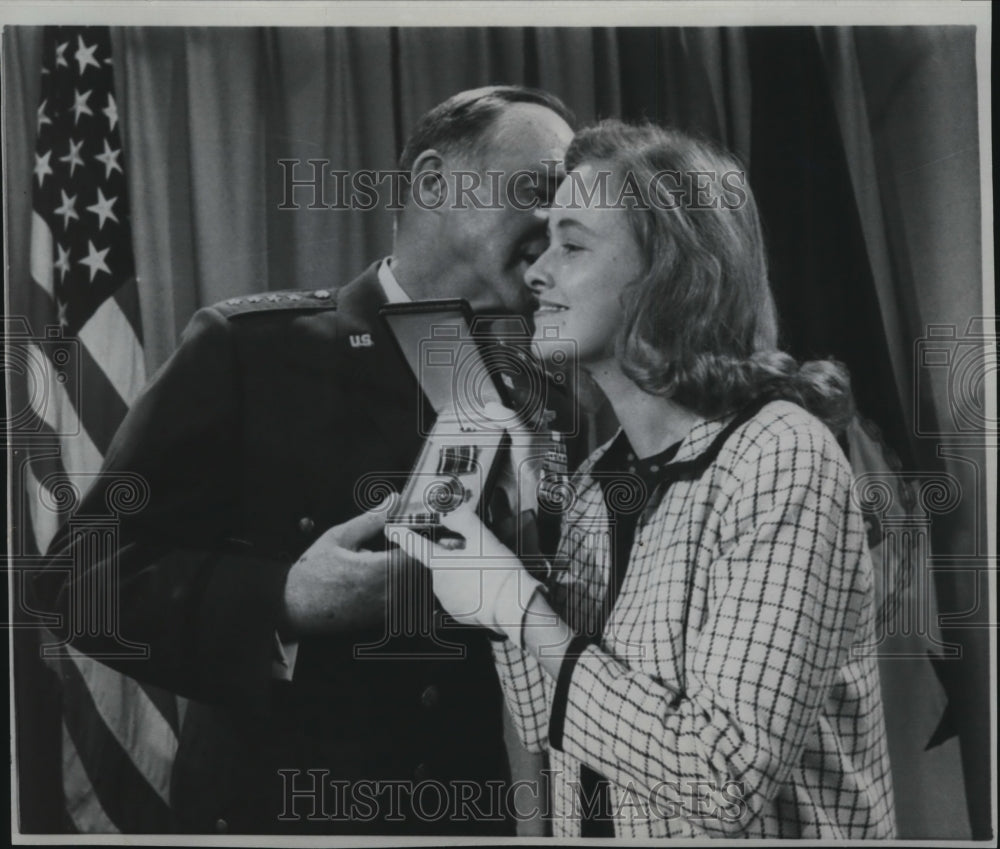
{"left": 22, "top": 25, "right": 179, "bottom": 832}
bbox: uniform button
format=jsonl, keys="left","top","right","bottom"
{"left": 215, "top": 818, "right": 228, "bottom": 833}
{"left": 298, "top": 516, "right": 315, "bottom": 534}
{"left": 413, "top": 762, "right": 429, "bottom": 781}
{"left": 420, "top": 685, "right": 440, "bottom": 710}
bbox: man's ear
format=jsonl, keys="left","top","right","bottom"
{"left": 410, "top": 149, "right": 447, "bottom": 211}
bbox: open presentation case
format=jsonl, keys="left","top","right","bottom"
{"left": 380, "top": 299, "right": 521, "bottom": 549}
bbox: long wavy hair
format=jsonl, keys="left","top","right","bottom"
{"left": 565, "top": 120, "right": 854, "bottom": 432}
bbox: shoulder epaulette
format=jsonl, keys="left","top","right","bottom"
{"left": 216, "top": 288, "right": 338, "bottom": 319}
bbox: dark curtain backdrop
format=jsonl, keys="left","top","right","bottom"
{"left": 5, "top": 25, "right": 989, "bottom": 838}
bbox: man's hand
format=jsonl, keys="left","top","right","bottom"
{"left": 387, "top": 507, "right": 541, "bottom": 645}
{"left": 282, "top": 497, "right": 395, "bottom": 636}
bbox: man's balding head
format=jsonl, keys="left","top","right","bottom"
{"left": 392, "top": 86, "right": 574, "bottom": 317}
{"left": 398, "top": 85, "right": 575, "bottom": 195}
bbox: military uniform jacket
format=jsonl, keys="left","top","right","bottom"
{"left": 35, "top": 264, "right": 512, "bottom": 835}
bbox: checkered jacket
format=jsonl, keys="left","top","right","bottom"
{"left": 493, "top": 400, "right": 896, "bottom": 838}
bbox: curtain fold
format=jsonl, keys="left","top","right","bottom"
{"left": 116, "top": 27, "right": 198, "bottom": 372}
{"left": 534, "top": 28, "right": 621, "bottom": 125}
{"left": 817, "top": 28, "right": 911, "bottom": 420}
{"left": 614, "top": 27, "right": 752, "bottom": 161}
{"left": 821, "top": 28, "right": 987, "bottom": 837}
{"left": 184, "top": 28, "right": 270, "bottom": 303}
{"left": 817, "top": 27, "right": 978, "bottom": 840}
{"left": 848, "top": 27, "right": 988, "bottom": 838}
{"left": 261, "top": 28, "right": 397, "bottom": 294}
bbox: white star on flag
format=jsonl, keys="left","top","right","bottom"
{"left": 94, "top": 138, "right": 123, "bottom": 179}
{"left": 72, "top": 88, "right": 93, "bottom": 124}
{"left": 78, "top": 239, "right": 111, "bottom": 282}
{"left": 55, "top": 40, "right": 69, "bottom": 68}
{"left": 59, "top": 137, "right": 85, "bottom": 176}
{"left": 56, "top": 298, "right": 70, "bottom": 330}
{"left": 34, "top": 149, "right": 53, "bottom": 187}
{"left": 54, "top": 243, "right": 72, "bottom": 281}
{"left": 87, "top": 188, "right": 119, "bottom": 230}
{"left": 37, "top": 99, "right": 52, "bottom": 130}
{"left": 54, "top": 189, "right": 80, "bottom": 228}
{"left": 74, "top": 35, "right": 101, "bottom": 75}
{"left": 103, "top": 93, "right": 118, "bottom": 132}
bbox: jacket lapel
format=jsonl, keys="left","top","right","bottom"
{"left": 335, "top": 265, "right": 433, "bottom": 469}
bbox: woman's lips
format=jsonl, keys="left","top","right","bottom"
{"left": 535, "top": 300, "right": 568, "bottom": 314}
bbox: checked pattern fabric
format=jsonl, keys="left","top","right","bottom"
{"left": 493, "top": 400, "right": 896, "bottom": 838}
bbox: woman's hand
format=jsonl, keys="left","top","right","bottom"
{"left": 385, "top": 507, "right": 542, "bottom": 645}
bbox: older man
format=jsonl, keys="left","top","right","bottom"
{"left": 34, "top": 86, "right": 575, "bottom": 834}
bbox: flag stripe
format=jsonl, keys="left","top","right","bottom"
{"left": 11, "top": 401, "right": 69, "bottom": 555}
{"left": 59, "top": 652, "right": 174, "bottom": 831}
{"left": 112, "top": 275, "right": 145, "bottom": 346}
{"left": 78, "top": 286, "right": 146, "bottom": 406}
{"left": 176, "top": 696, "right": 188, "bottom": 732}
{"left": 62, "top": 722, "right": 120, "bottom": 834}
{"left": 136, "top": 681, "right": 180, "bottom": 738}
{"left": 22, "top": 284, "right": 133, "bottom": 454}
{"left": 25, "top": 456, "right": 67, "bottom": 556}
{"left": 73, "top": 338, "right": 132, "bottom": 452}
{"left": 30, "top": 211, "right": 55, "bottom": 295}
{"left": 25, "top": 442, "right": 67, "bottom": 486}
{"left": 25, "top": 341, "right": 105, "bottom": 477}
{"left": 19, "top": 416, "right": 182, "bottom": 743}
{"left": 65, "top": 647, "right": 177, "bottom": 807}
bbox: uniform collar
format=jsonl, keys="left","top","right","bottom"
{"left": 377, "top": 257, "right": 412, "bottom": 304}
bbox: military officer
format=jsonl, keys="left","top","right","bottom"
{"left": 33, "top": 86, "right": 575, "bottom": 834}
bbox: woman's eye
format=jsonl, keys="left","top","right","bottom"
{"left": 561, "top": 243, "right": 583, "bottom": 255}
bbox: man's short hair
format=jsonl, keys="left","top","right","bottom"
{"left": 398, "top": 85, "right": 575, "bottom": 184}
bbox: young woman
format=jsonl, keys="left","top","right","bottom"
{"left": 391, "top": 121, "right": 895, "bottom": 838}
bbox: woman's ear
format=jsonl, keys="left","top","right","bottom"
{"left": 410, "top": 148, "right": 447, "bottom": 211}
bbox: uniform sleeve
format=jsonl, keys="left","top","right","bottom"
{"left": 30, "top": 306, "right": 293, "bottom": 715}
{"left": 547, "top": 420, "right": 871, "bottom": 836}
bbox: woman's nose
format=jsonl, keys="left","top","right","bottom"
{"left": 523, "top": 252, "right": 551, "bottom": 294}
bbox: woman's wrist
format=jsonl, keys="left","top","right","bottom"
{"left": 492, "top": 569, "right": 542, "bottom": 647}
{"left": 520, "top": 586, "right": 575, "bottom": 678}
